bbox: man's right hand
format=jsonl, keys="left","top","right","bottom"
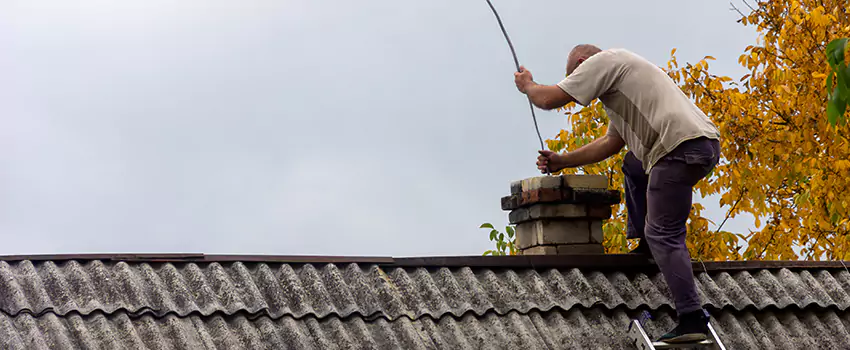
{"left": 537, "top": 150, "right": 568, "bottom": 173}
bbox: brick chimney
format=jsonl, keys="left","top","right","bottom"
{"left": 501, "top": 174, "right": 621, "bottom": 255}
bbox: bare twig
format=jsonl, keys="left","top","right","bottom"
{"left": 758, "top": 224, "right": 779, "bottom": 259}
{"left": 715, "top": 189, "right": 747, "bottom": 235}
{"left": 681, "top": 68, "right": 719, "bottom": 102}
{"left": 730, "top": 2, "right": 746, "bottom": 17}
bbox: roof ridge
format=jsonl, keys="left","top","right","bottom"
{"left": 1, "top": 254, "right": 849, "bottom": 272}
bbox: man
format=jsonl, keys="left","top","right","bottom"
{"left": 513, "top": 44, "right": 721, "bottom": 344}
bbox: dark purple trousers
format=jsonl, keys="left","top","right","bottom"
{"left": 622, "top": 137, "right": 720, "bottom": 315}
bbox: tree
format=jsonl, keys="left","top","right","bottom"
{"left": 666, "top": 0, "right": 850, "bottom": 260}
{"left": 488, "top": 0, "right": 850, "bottom": 261}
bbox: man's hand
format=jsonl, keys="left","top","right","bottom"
{"left": 514, "top": 66, "right": 575, "bottom": 109}
{"left": 536, "top": 150, "right": 568, "bottom": 173}
{"left": 514, "top": 66, "right": 534, "bottom": 93}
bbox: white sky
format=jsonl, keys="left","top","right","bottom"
{"left": 0, "top": 0, "right": 759, "bottom": 256}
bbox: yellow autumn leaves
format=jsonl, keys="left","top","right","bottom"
{"left": 547, "top": 0, "right": 850, "bottom": 260}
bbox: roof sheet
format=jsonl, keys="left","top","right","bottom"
{"left": 0, "top": 308, "right": 848, "bottom": 350}
{"left": 1, "top": 260, "right": 849, "bottom": 321}
{"left": 1, "top": 256, "right": 848, "bottom": 349}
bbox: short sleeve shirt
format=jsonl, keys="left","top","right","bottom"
{"left": 556, "top": 48, "right": 720, "bottom": 173}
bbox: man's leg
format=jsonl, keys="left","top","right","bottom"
{"left": 644, "top": 137, "right": 720, "bottom": 343}
{"left": 622, "top": 151, "right": 654, "bottom": 257}
{"left": 622, "top": 151, "right": 648, "bottom": 242}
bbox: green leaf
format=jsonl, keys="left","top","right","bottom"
{"left": 506, "top": 226, "right": 515, "bottom": 239}
{"left": 826, "top": 38, "right": 848, "bottom": 68}
{"left": 498, "top": 233, "right": 505, "bottom": 241}
{"left": 827, "top": 101, "right": 838, "bottom": 126}
{"left": 828, "top": 86, "right": 847, "bottom": 126}
{"left": 839, "top": 66, "right": 850, "bottom": 83}
{"left": 828, "top": 72, "right": 834, "bottom": 90}
{"left": 839, "top": 69, "right": 850, "bottom": 94}
{"left": 489, "top": 230, "right": 497, "bottom": 241}
{"left": 480, "top": 223, "right": 494, "bottom": 229}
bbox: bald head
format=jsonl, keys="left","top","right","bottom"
{"left": 566, "top": 44, "right": 602, "bottom": 75}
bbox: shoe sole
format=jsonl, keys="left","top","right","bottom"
{"left": 661, "top": 333, "right": 707, "bottom": 343}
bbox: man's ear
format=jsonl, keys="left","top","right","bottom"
{"left": 576, "top": 58, "right": 586, "bottom": 67}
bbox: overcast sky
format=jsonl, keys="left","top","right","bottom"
{"left": 0, "top": 0, "right": 758, "bottom": 256}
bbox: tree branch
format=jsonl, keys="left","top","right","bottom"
{"left": 715, "top": 188, "right": 747, "bottom": 235}
{"left": 730, "top": 2, "right": 746, "bottom": 18}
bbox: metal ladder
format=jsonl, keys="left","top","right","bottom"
{"left": 627, "top": 311, "right": 726, "bottom": 350}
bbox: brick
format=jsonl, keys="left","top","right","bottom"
{"left": 538, "top": 220, "right": 593, "bottom": 244}
{"left": 521, "top": 245, "right": 557, "bottom": 255}
{"left": 508, "top": 208, "right": 530, "bottom": 224}
{"left": 519, "top": 219, "right": 592, "bottom": 245}
{"left": 501, "top": 194, "right": 521, "bottom": 210}
{"left": 514, "top": 222, "right": 538, "bottom": 249}
{"left": 521, "top": 176, "right": 562, "bottom": 192}
{"left": 561, "top": 174, "right": 608, "bottom": 189}
{"left": 528, "top": 204, "right": 587, "bottom": 219}
{"left": 519, "top": 188, "right": 570, "bottom": 207}
{"left": 570, "top": 189, "right": 621, "bottom": 205}
{"left": 590, "top": 221, "right": 604, "bottom": 244}
{"left": 509, "top": 204, "right": 588, "bottom": 224}
{"left": 587, "top": 205, "right": 612, "bottom": 219}
{"left": 556, "top": 244, "right": 605, "bottom": 255}
{"left": 503, "top": 185, "right": 620, "bottom": 211}
{"left": 510, "top": 180, "right": 523, "bottom": 194}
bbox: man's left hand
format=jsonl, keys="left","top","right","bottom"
{"left": 514, "top": 66, "right": 533, "bottom": 93}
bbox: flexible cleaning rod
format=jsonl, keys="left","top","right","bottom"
{"left": 484, "top": 0, "right": 546, "bottom": 152}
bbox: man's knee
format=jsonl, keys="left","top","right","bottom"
{"left": 645, "top": 220, "right": 687, "bottom": 245}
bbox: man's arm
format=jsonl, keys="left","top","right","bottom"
{"left": 523, "top": 83, "right": 575, "bottom": 110}
{"left": 560, "top": 133, "right": 625, "bottom": 167}
{"left": 514, "top": 66, "right": 575, "bottom": 110}
{"left": 538, "top": 132, "right": 625, "bottom": 173}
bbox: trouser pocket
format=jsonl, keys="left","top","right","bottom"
{"left": 660, "top": 138, "right": 720, "bottom": 183}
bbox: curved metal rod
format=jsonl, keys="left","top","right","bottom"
{"left": 484, "top": 0, "right": 546, "bottom": 153}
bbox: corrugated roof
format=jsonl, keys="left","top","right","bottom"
{"left": 0, "top": 256, "right": 848, "bottom": 349}
{"left": 1, "top": 260, "right": 849, "bottom": 320}
{"left": 0, "top": 308, "right": 848, "bottom": 350}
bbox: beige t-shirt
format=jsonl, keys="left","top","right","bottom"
{"left": 557, "top": 48, "right": 720, "bottom": 174}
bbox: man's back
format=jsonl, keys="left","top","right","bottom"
{"left": 557, "top": 48, "right": 720, "bottom": 172}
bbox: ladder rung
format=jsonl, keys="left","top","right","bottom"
{"left": 628, "top": 319, "right": 725, "bottom": 350}
{"left": 650, "top": 340, "right": 714, "bottom": 349}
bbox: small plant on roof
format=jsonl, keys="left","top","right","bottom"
{"left": 480, "top": 223, "right": 517, "bottom": 256}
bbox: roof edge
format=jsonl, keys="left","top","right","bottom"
{"left": 0, "top": 253, "right": 847, "bottom": 272}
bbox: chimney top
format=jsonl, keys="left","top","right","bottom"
{"left": 501, "top": 174, "right": 621, "bottom": 255}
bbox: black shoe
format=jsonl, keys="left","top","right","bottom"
{"left": 657, "top": 310, "right": 710, "bottom": 343}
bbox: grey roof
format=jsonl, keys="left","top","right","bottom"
{"left": 0, "top": 256, "right": 848, "bottom": 349}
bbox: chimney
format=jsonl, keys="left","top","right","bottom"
{"left": 501, "top": 174, "right": 621, "bottom": 255}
